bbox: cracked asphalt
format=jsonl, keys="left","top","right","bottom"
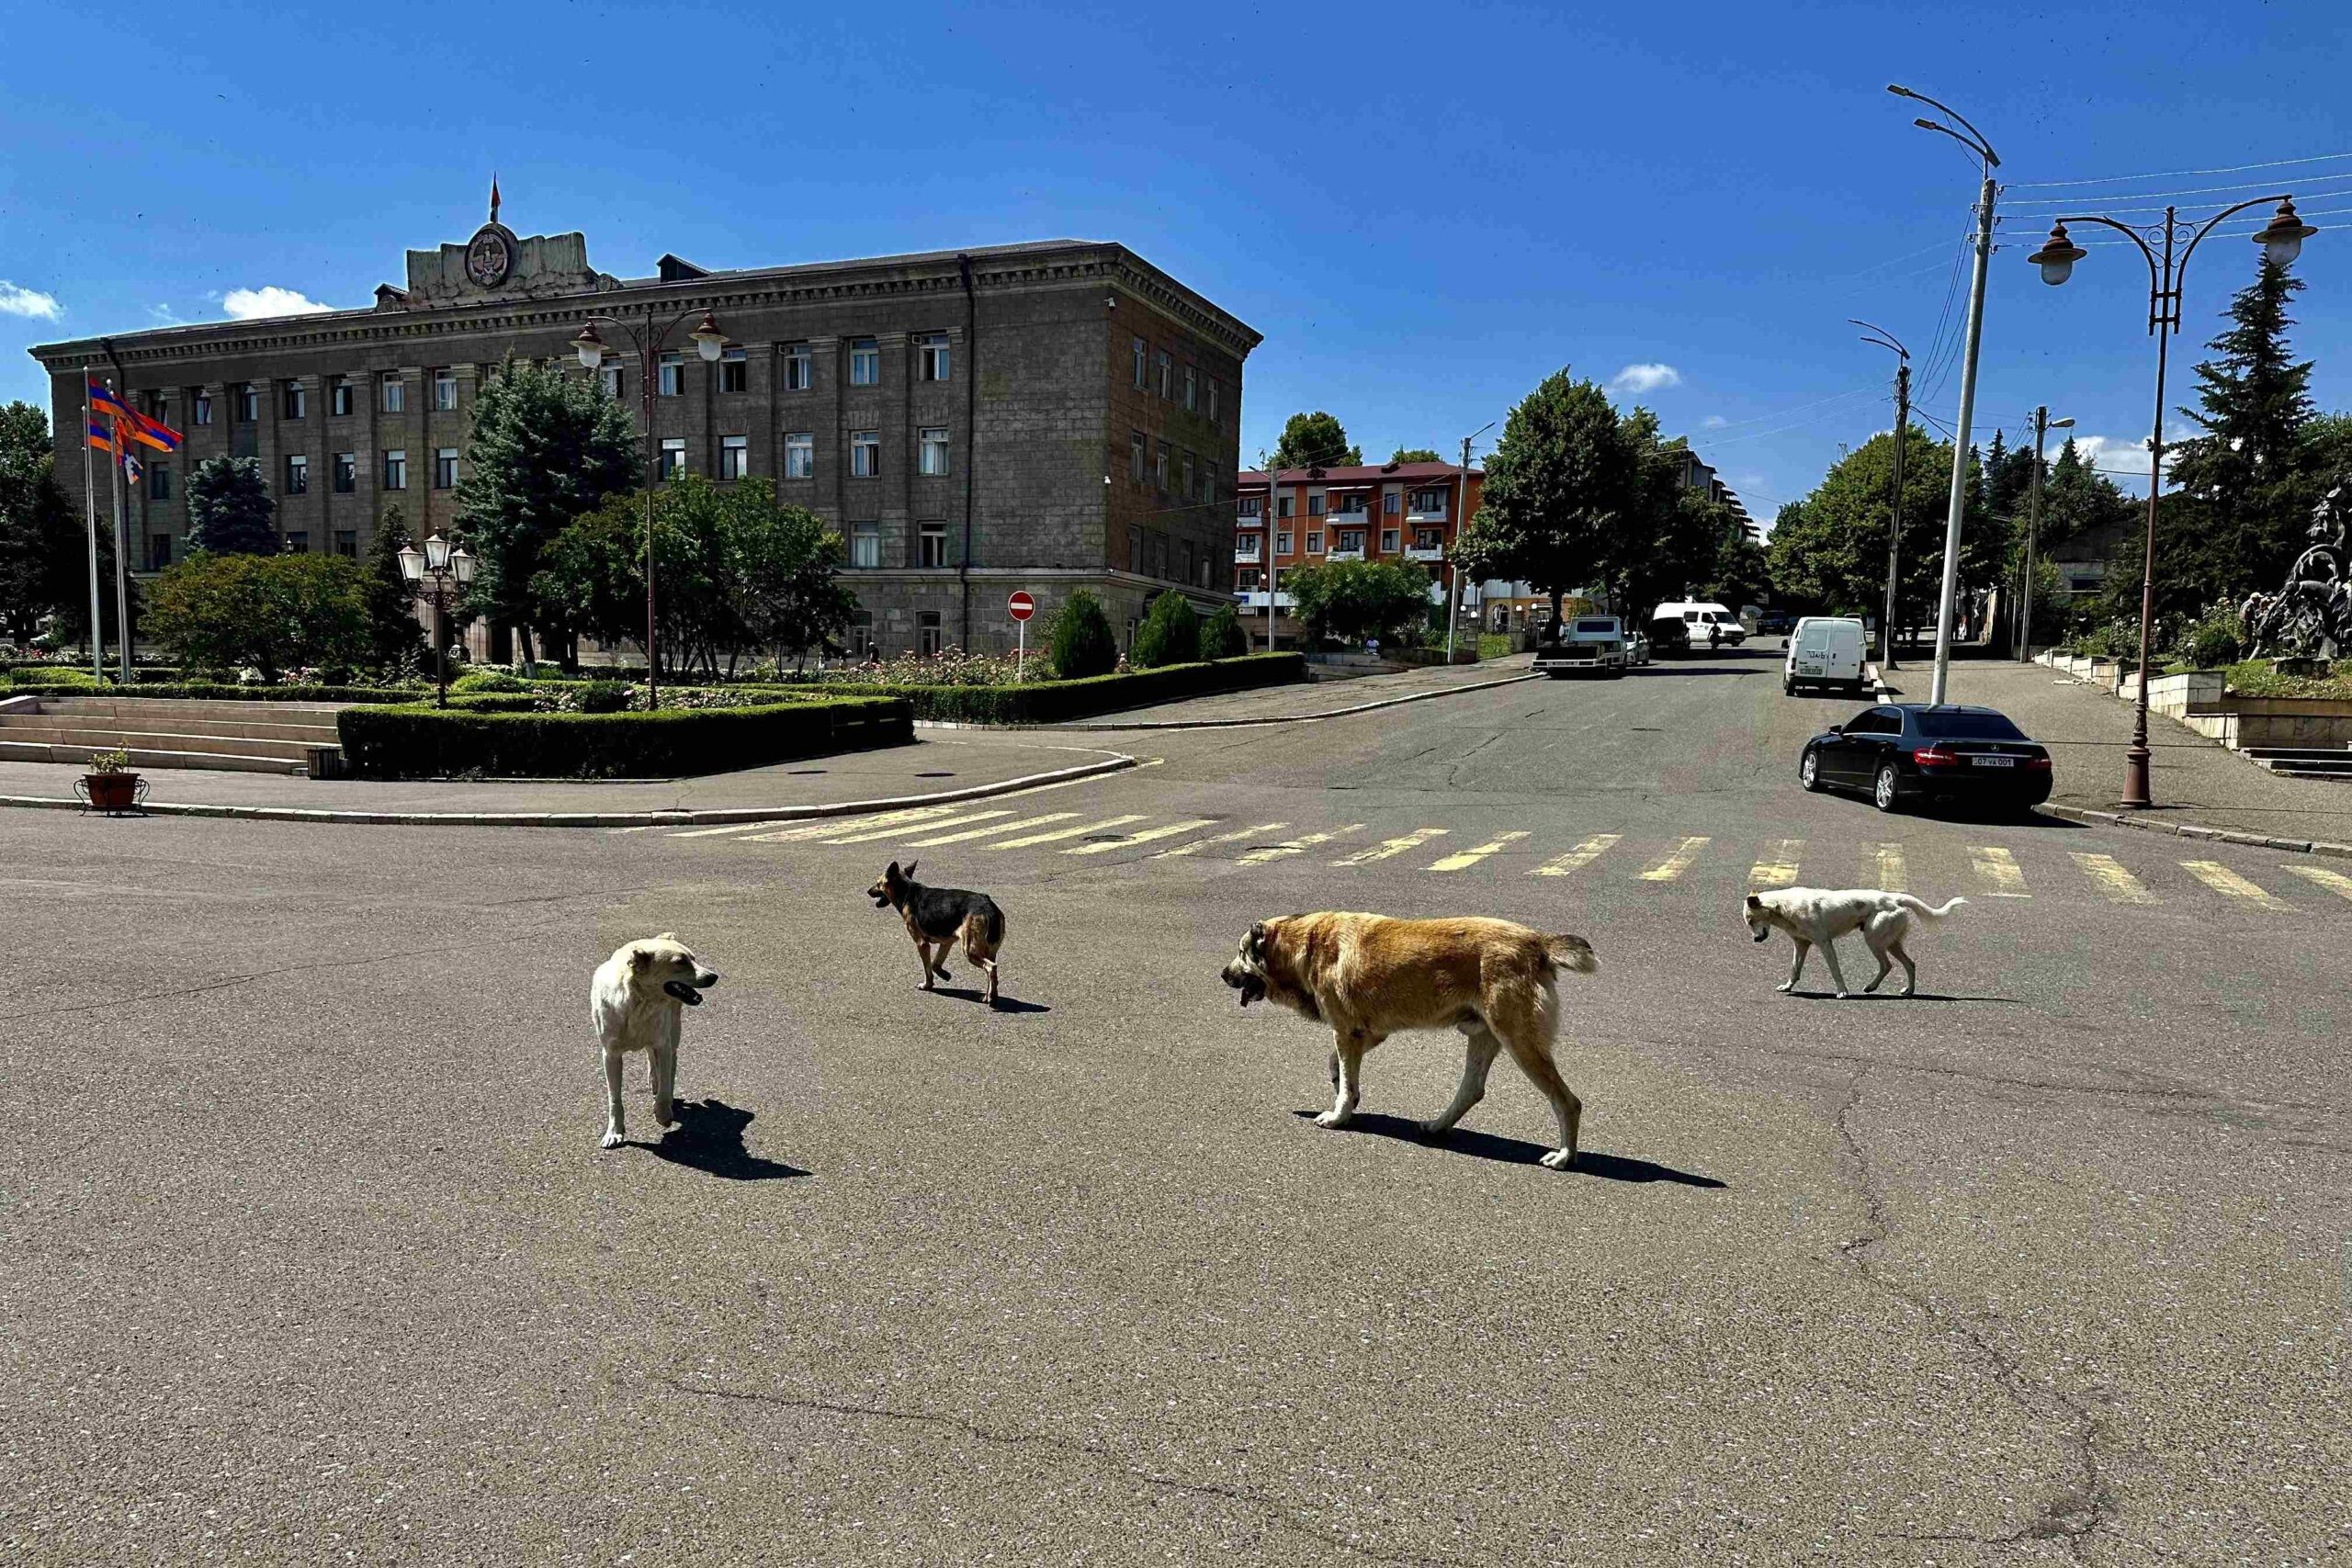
{"left": 4, "top": 644, "right": 2345, "bottom": 1564}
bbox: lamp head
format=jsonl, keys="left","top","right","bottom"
{"left": 2256, "top": 197, "right": 2317, "bottom": 266}
{"left": 424, "top": 532, "right": 452, "bottom": 572}
{"left": 396, "top": 542, "right": 424, "bottom": 584}
{"left": 450, "top": 545, "right": 477, "bottom": 586}
{"left": 2027, "top": 222, "right": 2086, "bottom": 286}
{"left": 690, "top": 310, "right": 726, "bottom": 363}
{"left": 2051, "top": 417, "right": 2075, "bottom": 430}
{"left": 572, "top": 323, "right": 607, "bottom": 372}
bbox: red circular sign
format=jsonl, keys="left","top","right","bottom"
{"left": 1007, "top": 591, "right": 1035, "bottom": 622}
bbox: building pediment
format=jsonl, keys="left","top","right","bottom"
{"left": 395, "top": 223, "right": 618, "bottom": 309}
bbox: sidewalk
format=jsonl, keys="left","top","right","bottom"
{"left": 1934, "top": 660, "right": 2352, "bottom": 851}
{"left": 0, "top": 731, "right": 1136, "bottom": 828}
{"left": 1050, "top": 654, "right": 1538, "bottom": 729}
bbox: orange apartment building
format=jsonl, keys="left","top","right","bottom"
{"left": 1230, "top": 459, "right": 1483, "bottom": 641}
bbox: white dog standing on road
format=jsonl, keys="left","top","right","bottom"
{"left": 1744, "top": 888, "right": 1965, "bottom": 998}
{"left": 591, "top": 934, "right": 719, "bottom": 1148}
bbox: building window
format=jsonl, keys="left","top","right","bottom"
{"left": 1209, "top": 380, "right": 1220, "bottom": 423}
{"left": 599, "top": 362, "right": 624, "bottom": 400}
{"left": 1277, "top": 494, "right": 1294, "bottom": 519}
{"left": 719, "top": 346, "right": 747, "bottom": 394}
{"left": 849, "top": 338, "right": 880, "bottom": 387}
{"left": 1338, "top": 529, "right": 1364, "bottom": 553}
{"left": 658, "top": 355, "right": 684, "bottom": 397}
{"left": 1380, "top": 528, "right": 1400, "bottom": 554}
{"left": 850, "top": 525, "right": 880, "bottom": 568}
{"left": 785, "top": 432, "right": 814, "bottom": 479}
{"left": 1276, "top": 531, "right": 1293, "bottom": 555}
{"left": 919, "top": 332, "right": 950, "bottom": 381}
{"left": 331, "top": 378, "right": 354, "bottom": 417}
{"left": 148, "top": 534, "right": 173, "bottom": 571}
{"left": 660, "top": 437, "right": 686, "bottom": 480}
{"left": 1238, "top": 495, "right": 1261, "bottom": 518}
{"left": 282, "top": 381, "right": 307, "bottom": 420}
{"left": 383, "top": 450, "right": 407, "bottom": 491}
{"left": 381, "top": 374, "right": 404, "bottom": 413}
{"left": 434, "top": 447, "right": 458, "bottom": 489}
{"left": 1131, "top": 336, "right": 1147, "bottom": 389}
{"left": 1154, "top": 442, "right": 1170, "bottom": 491}
{"left": 851, "top": 431, "right": 879, "bottom": 478}
{"left": 1157, "top": 350, "right": 1171, "bottom": 399}
{"left": 1415, "top": 527, "right": 1442, "bottom": 551}
{"left": 917, "top": 609, "right": 944, "bottom": 656}
{"left": 1236, "top": 535, "right": 1261, "bottom": 561}
{"left": 433, "top": 370, "right": 458, "bottom": 412}
{"left": 784, "top": 343, "right": 813, "bottom": 390}
{"left": 1129, "top": 431, "right": 1146, "bottom": 482}
{"left": 1309, "top": 493, "right": 1327, "bottom": 517}
{"left": 194, "top": 392, "right": 213, "bottom": 426}
{"left": 919, "top": 523, "right": 947, "bottom": 568}
{"left": 1410, "top": 488, "right": 1448, "bottom": 515}
{"left": 1384, "top": 491, "right": 1401, "bottom": 514}
{"left": 285, "top": 455, "right": 309, "bottom": 495}
{"left": 1306, "top": 532, "right": 1324, "bottom": 554}
{"left": 1183, "top": 367, "right": 1197, "bottom": 411}
{"left": 283, "top": 531, "right": 310, "bottom": 554}
{"left": 1238, "top": 568, "right": 1261, "bottom": 592}
{"left": 334, "top": 529, "right": 357, "bottom": 559}
{"left": 848, "top": 609, "right": 875, "bottom": 660}
{"left": 1182, "top": 455, "right": 1196, "bottom": 500}
{"left": 720, "top": 434, "right": 749, "bottom": 479}
{"left": 235, "top": 383, "right": 259, "bottom": 423}
{"left": 147, "top": 462, "right": 171, "bottom": 501}
{"left": 919, "top": 427, "right": 950, "bottom": 476}
{"left": 334, "top": 453, "right": 356, "bottom": 492}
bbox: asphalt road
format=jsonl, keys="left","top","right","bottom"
{"left": 5, "top": 644, "right": 2345, "bottom": 1565}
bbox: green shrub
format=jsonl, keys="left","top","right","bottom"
{"left": 2, "top": 682, "right": 415, "bottom": 703}
{"left": 451, "top": 670, "right": 529, "bottom": 694}
{"left": 576, "top": 681, "right": 632, "bottom": 714}
{"left": 338, "top": 695, "right": 911, "bottom": 779}
{"left": 1202, "top": 602, "right": 1250, "bottom": 660}
{"left": 815, "top": 651, "right": 1305, "bottom": 724}
{"left": 2177, "top": 602, "right": 2244, "bottom": 671}
{"left": 9, "top": 665, "right": 96, "bottom": 687}
{"left": 1048, "top": 590, "right": 1118, "bottom": 679}
{"left": 444, "top": 693, "right": 548, "bottom": 714}
{"left": 144, "top": 551, "right": 369, "bottom": 679}
{"left": 1130, "top": 592, "right": 1203, "bottom": 669}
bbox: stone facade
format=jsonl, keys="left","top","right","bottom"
{"left": 28, "top": 226, "right": 1259, "bottom": 659}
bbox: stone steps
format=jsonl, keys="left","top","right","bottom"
{"left": 0, "top": 695, "right": 347, "bottom": 776}
{"left": 2245, "top": 746, "right": 2352, "bottom": 781}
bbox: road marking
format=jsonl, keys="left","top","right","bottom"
{"left": 1969, "top": 845, "right": 2029, "bottom": 897}
{"left": 905, "top": 811, "right": 1080, "bottom": 847}
{"left": 821, "top": 808, "right": 1014, "bottom": 845}
{"left": 1427, "top": 830, "right": 1530, "bottom": 873}
{"left": 1639, "top": 836, "right": 1711, "bottom": 882}
{"left": 986, "top": 814, "right": 1149, "bottom": 850}
{"left": 2181, "top": 860, "right": 2290, "bottom": 910}
{"left": 1062, "top": 818, "right": 1219, "bottom": 855}
{"left": 1532, "top": 834, "right": 1621, "bottom": 878}
{"left": 744, "top": 807, "right": 962, "bottom": 842}
{"left": 1237, "top": 826, "right": 1364, "bottom": 865}
{"left": 2284, "top": 863, "right": 2352, "bottom": 902}
{"left": 1868, "top": 841, "right": 1907, "bottom": 891}
{"left": 1748, "top": 839, "right": 1804, "bottom": 889}
{"left": 1151, "top": 822, "right": 1288, "bottom": 860}
{"left": 2070, "top": 852, "right": 2158, "bottom": 905}
{"left": 1334, "top": 828, "right": 1449, "bottom": 865}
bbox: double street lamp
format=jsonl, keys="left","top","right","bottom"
{"left": 572, "top": 307, "right": 728, "bottom": 707}
{"left": 396, "top": 531, "right": 477, "bottom": 707}
{"left": 2026, "top": 196, "right": 2318, "bottom": 808}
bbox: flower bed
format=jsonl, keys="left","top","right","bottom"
{"left": 336, "top": 694, "right": 912, "bottom": 779}
{"left": 808, "top": 652, "right": 1306, "bottom": 724}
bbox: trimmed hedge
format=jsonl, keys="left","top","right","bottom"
{"left": 808, "top": 651, "right": 1306, "bottom": 724}
{"left": 4, "top": 682, "right": 417, "bottom": 704}
{"left": 338, "top": 694, "right": 912, "bottom": 779}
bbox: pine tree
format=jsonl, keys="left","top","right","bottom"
{"left": 363, "top": 503, "right": 425, "bottom": 674}
{"left": 185, "top": 456, "right": 280, "bottom": 556}
{"left": 1047, "top": 590, "right": 1118, "bottom": 678}
{"left": 1130, "top": 590, "right": 1202, "bottom": 668}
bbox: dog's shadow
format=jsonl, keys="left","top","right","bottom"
{"left": 921, "top": 985, "right": 1051, "bottom": 1015}
{"left": 1293, "top": 1111, "right": 1726, "bottom": 1188}
{"left": 1785, "top": 989, "right": 2026, "bottom": 1004}
{"left": 646, "top": 1098, "right": 809, "bottom": 1181}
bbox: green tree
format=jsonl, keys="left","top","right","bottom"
{"left": 1450, "top": 371, "right": 1643, "bottom": 623}
{"left": 1201, "top": 601, "right": 1249, "bottom": 659}
{"left": 146, "top": 552, "right": 368, "bottom": 680}
{"left": 2039, "top": 435, "right": 2133, "bottom": 549}
{"left": 185, "top": 455, "right": 279, "bottom": 556}
{"left": 0, "top": 400, "right": 86, "bottom": 644}
{"left": 1767, "top": 424, "right": 1965, "bottom": 630}
{"left": 1389, "top": 446, "right": 1444, "bottom": 465}
{"left": 1286, "top": 558, "right": 1433, "bottom": 647}
{"left": 457, "top": 357, "right": 640, "bottom": 664}
{"left": 362, "top": 504, "right": 425, "bottom": 674}
{"left": 1272, "top": 412, "right": 1362, "bottom": 470}
{"left": 1048, "top": 589, "right": 1118, "bottom": 678}
{"left": 1130, "top": 590, "right": 1203, "bottom": 668}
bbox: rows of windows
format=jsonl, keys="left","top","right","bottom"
{"left": 1128, "top": 334, "right": 1222, "bottom": 426}
{"left": 1249, "top": 523, "right": 1443, "bottom": 563}
{"left": 1126, "top": 428, "right": 1217, "bottom": 504}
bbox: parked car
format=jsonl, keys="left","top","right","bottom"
{"left": 1785, "top": 615, "right": 1869, "bottom": 696}
{"left": 1800, "top": 704, "right": 2053, "bottom": 815}
{"left": 1533, "top": 615, "right": 1631, "bottom": 678}
{"left": 1645, "top": 616, "right": 1691, "bottom": 658}
{"left": 1653, "top": 599, "right": 1747, "bottom": 647}
{"left": 1627, "top": 627, "right": 1652, "bottom": 666}
{"left": 1757, "top": 611, "right": 1800, "bottom": 636}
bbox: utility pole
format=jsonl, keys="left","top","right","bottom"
{"left": 1883, "top": 362, "right": 1910, "bottom": 669}
{"left": 1446, "top": 420, "right": 1495, "bottom": 662}
{"left": 2016, "top": 405, "right": 2072, "bottom": 660}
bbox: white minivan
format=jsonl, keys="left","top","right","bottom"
{"left": 1653, "top": 600, "right": 1747, "bottom": 648}
{"left": 1785, "top": 616, "right": 1868, "bottom": 696}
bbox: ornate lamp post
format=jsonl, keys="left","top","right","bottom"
{"left": 2027, "top": 197, "right": 2318, "bottom": 808}
{"left": 572, "top": 307, "right": 727, "bottom": 707}
{"left": 397, "top": 531, "right": 478, "bottom": 707}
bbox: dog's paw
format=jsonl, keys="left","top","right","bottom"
{"left": 1539, "top": 1148, "right": 1577, "bottom": 1171}
{"left": 655, "top": 1109, "right": 676, "bottom": 1129}
{"left": 1834, "top": 991, "right": 1852, "bottom": 1000}
{"left": 1419, "top": 1120, "right": 1453, "bottom": 1142}
{"left": 1774, "top": 981, "right": 1795, "bottom": 993}
{"left": 1313, "top": 1110, "right": 1353, "bottom": 1129}
{"left": 599, "top": 1129, "right": 626, "bottom": 1150}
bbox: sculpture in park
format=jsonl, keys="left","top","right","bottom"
{"left": 2241, "top": 480, "right": 2352, "bottom": 659}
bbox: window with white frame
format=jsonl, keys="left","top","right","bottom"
{"left": 1384, "top": 491, "right": 1401, "bottom": 514}
{"left": 1157, "top": 349, "right": 1171, "bottom": 399}
{"left": 235, "top": 383, "right": 259, "bottom": 422}
{"left": 919, "top": 426, "right": 949, "bottom": 476}
{"left": 918, "top": 332, "right": 950, "bottom": 381}
{"left": 282, "top": 381, "right": 307, "bottom": 420}
{"left": 1154, "top": 441, "right": 1170, "bottom": 490}
{"left": 1129, "top": 431, "right": 1146, "bottom": 482}
{"left": 918, "top": 609, "right": 944, "bottom": 655}
{"left": 1276, "top": 494, "right": 1294, "bottom": 518}
{"left": 380, "top": 373, "right": 404, "bottom": 413}
{"left": 1410, "top": 487, "right": 1448, "bottom": 514}
{"left": 194, "top": 392, "right": 213, "bottom": 426}
{"left": 1380, "top": 528, "right": 1400, "bottom": 553}
{"left": 1182, "top": 366, "right": 1197, "bottom": 411}
{"left": 851, "top": 525, "right": 880, "bottom": 568}
{"left": 1238, "top": 495, "right": 1262, "bottom": 518}
{"left": 284, "top": 455, "right": 309, "bottom": 494}
{"left": 1306, "top": 531, "right": 1324, "bottom": 554}
{"left": 434, "top": 447, "right": 458, "bottom": 489}
{"left": 1414, "top": 527, "right": 1442, "bottom": 550}
{"left": 1236, "top": 535, "right": 1261, "bottom": 560}
{"left": 331, "top": 378, "right": 354, "bottom": 417}
{"left": 1307, "top": 491, "right": 1325, "bottom": 516}
{"left": 1337, "top": 529, "right": 1364, "bottom": 552}
{"left": 919, "top": 524, "right": 947, "bottom": 569}
{"left": 784, "top": 343, "right": 813, "bottom": 390}
{"left": 785, "top": 432, "right": 815, "bottom": 478}
{"left": 720, "top": 434, "right": 749, "bottom": 479}
{"left": 1331, "top": 491, "right": 1367, "bottom": 517}
{"left": 600, "top": 361, "right": 624, "bottom": 400}
{"left": 851, "top": 431, "right": 879, "bottom": 477}
{"left": 1209, "top": 380, "right": 1220, "bottom": 423}
{"left": 849, "top": 338, "right": 879, "bottom": 387}
{"left": 719, "top": 346, "right": 747, "bottom": 394}
{"left": 1276, "top": 530, "right": 1293, "bottom": 555}
{"left": 433, "top": 370, "right": 458, "bottom": 412}
{"left": 1131, "top": 336, "right": 1147, "bottom": 389}
{"left": 659, "top": 355, "right": 684, "bottom": 397}
{"left": 660, "top": 437, "right": 686, "bottom": 479}
{"left": 382, "top": 449, "right": 407, "bottom": 490}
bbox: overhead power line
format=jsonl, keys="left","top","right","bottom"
{"left": 2006, "top": 149, "right": 2352, "bottom": 189}
{"left": 2003, "top": 167, "right": 2352, "bottom": 208}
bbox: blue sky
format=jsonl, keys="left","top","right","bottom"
{"left": 4, "top": 0, "right": 2346, "bottom": 527}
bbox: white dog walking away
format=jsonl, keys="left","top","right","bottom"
{"left": 591, "top": 934, "right": 719, "bottom": 1148}
{"left": 1744, "top": 887, "right": 1965, "bottom": 998}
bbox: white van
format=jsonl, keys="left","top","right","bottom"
{"left": 1784, "top": 616, "right": 1868, "bottom": 696}
{"left": 1653, "top": 600, "right": 1746, "bottom": 648}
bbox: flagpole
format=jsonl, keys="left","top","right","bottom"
{"left": 106, "top": 397, "right": 130, "bottom": 683}
{"left": 81, "top": 368, "right": 103, "bottom": 680}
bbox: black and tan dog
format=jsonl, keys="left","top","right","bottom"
{"left": 1220, "top": 912, "right": 1599, "bottom": 1168}
{"left": 868, "top": 860, "right": 1009, "bottom": 1006}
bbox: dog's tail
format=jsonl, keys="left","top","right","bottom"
{"left": 1894, "top": 894, "right": 1967, "bottom": 919}
{"left": 1544, "top": 933, "right": 1600, "bottom": 975}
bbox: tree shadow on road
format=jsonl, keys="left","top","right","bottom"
{"left": 647, "top": 1098, "right": 809, "bottom": 1181}
{"left": 1292, "top": 1110, "right": 1726, "bottom": 1187}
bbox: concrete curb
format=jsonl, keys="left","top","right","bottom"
{"left": 1046, "top": 670, "right": 1545, "bottom": 731}
{"left": 2040, "top": 802, "right": 2352, "bottom": 862}
{"left": 0, "top": 750, "right": 1140, "bottom": 829}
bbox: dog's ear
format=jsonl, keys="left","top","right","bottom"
{"left": 655, "top": 931, "right": 677, "bottom": 942}
{"left": 1248, "top": 919, "right": 1269, "bottom": 956}
{"left": 885, "top": 861, "right": 901, "bottom": 879}
{"left": 902, "top": 860, "right": 918, "bottom": 880}
{"left": 628, "top": 944, "right": 653, "bottom": 970}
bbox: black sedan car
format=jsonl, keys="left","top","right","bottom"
{"left": 1800, "top": 703, "right": 2052, "bottom": 814}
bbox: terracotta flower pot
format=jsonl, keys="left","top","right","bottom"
{"left": 84, "top": 772, "right": 141, "bottom": 812}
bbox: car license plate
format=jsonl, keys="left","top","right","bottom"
{"left": 1798, "top": 663, "right": 1823, "bottom": 674}
{"left": 1973, "top": 755, "right": 2016, "bottom": 768}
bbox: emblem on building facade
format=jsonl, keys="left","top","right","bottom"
{"left": 466, "top": 225, "right": 515, "bottom": 288}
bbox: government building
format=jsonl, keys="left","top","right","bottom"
{"left": 28, "top": 210, "right": 1260, "bottom": 660}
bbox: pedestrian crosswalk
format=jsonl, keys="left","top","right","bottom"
{"left": 657, "top": 805, "right": 2352, "bottom": 918}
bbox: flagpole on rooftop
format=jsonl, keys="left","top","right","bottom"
{"left": 80, "top": 367, "right": 103, "bottom": 680}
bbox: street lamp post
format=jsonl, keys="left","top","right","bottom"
{"left": 2026, "top": 196, "right": 2318, "bottom": 808}
{"left": 1851, "top": 321, "right": 1910, "bottom": 669}
{"left": 1445, "top": 420, "right": 1496, "bottom": 664}
{"left": 396, "top": 531, "right": 478, "bottom": 708}
{"left": 572, "top": 307, "right": 727, "bottom": 708}
{"left": 2015, "top": 405, "right": 2074, "bottom": 661}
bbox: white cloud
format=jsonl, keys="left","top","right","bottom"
{"left": 1701, "top": 413, "right": 1728, "bottom": 429}
{"left": 147, "top": 303, "right": 186, "bottom": 326}
{"left": 220, "top": 286, "right": 335, "bottom": 321}
{"left": 1609, "top": 362, "right": 1682, "bottom": 397}
{"left": 0, "top": 281, "right": 62, "bottom": 321}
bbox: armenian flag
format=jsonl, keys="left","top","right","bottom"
{"left": 86, "top": 421, "right": 119, "bottom": 454}
{"left": 120, "top": 406, "right": 182, "bottom": 452}
{"left": 87, "top": 381, "right": 132, "bottom": 420}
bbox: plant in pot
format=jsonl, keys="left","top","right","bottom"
{"left": 82, "top": 748, "right": 142, "bottom": 814}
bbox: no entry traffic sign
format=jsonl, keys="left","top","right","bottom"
{"left": 1007, "top": 591, "right": 1035, "bottom": 622}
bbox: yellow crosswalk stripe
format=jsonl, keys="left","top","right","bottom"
{"left": 1747, "top": 839, "right": 1803, "bottom": 889}
{"left": 1428, "top": 830, "right": 1530, "bottom": 873}
{"left": 1151, "top": 822, "right": 1288, "bottom": 860}
{"left": 2284, "top": 863, "right": 2352, "bottom": 902}
{"left": 2181, "top": 860, "right": 2290, "bottom": 910}
{"left": 1868, "top": 841, "right": 1907, "bottom": 891}
{"left": 1969, "top": 844, "right": 2029, "bottom": 897}
{"left": 667, "top": 818, "right": 806, "bottom": 839}
{"left": 745, "top": 806, "right": 961, "bottom": 843}
{"left": 2070, "top": 852, "right": 2159, "bottom": 905}
{"left": 986, "top": 814, "right": 1149, "bottom": 850}
{"left": 820, "top": 808, "right": 1014, "bottom": 846}
{"left": 904, "top": 811, "right": 1080, "bottom": 847}
{"left": 1062, "top": 818, "right": 1219, "bottom": 855}
{"left": 1639, "top": 836, "right": 1712, "bottom": 882}
{"left": 1532, "top": 833, "right": 1622, "bottom": 878}
{"left": 1334, "top": 827, "right": 1449, "bottom": 865}
{"left": 1237, "top": 826, "right": 1365, "bottom": 865}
